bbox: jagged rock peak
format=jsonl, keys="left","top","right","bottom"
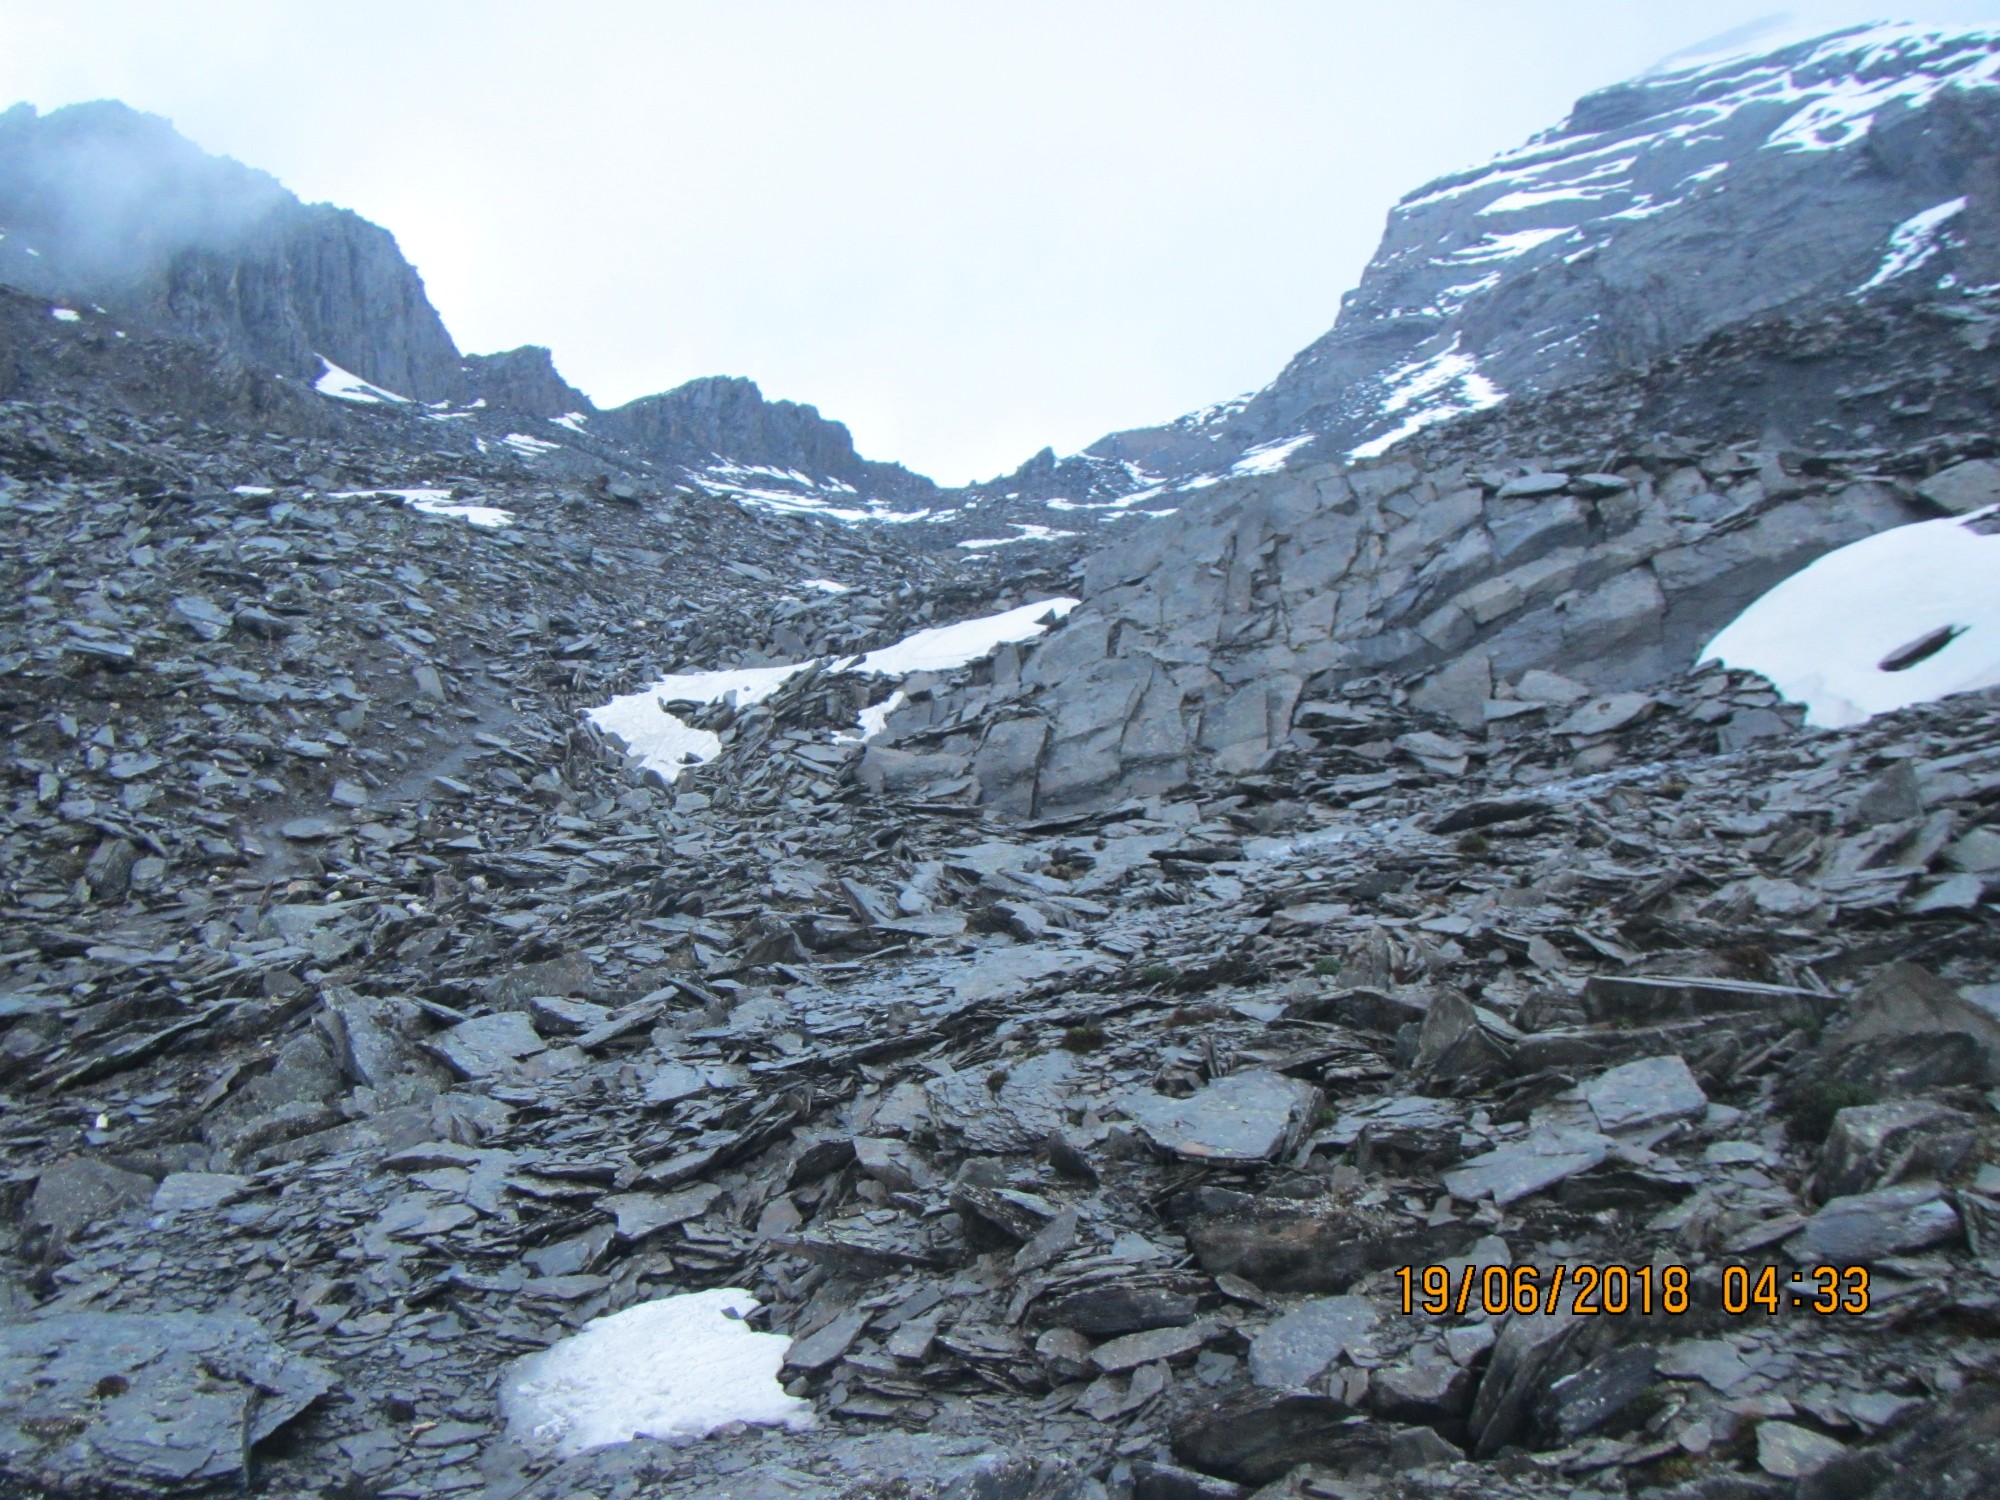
{"left": 459, "top": 345, "right": 594, "bottom": 421}
{"left": 595, "top": 375, "right": 936, "bottom": 501}
{"left": 0, "top": 100, "right": 289, "bottom": 287}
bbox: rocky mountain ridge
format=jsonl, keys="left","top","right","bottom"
{"left": 17, "top": 24, "right": 2000, "bottom": 555}
{"left": 0, "top": 101, "right": 939, "bottom": 527}
{"left": 952, "top": 22, "right": 2000, "bottom": 529}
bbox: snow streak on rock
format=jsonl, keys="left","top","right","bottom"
{"left": 313, "top": 356, "right": 411, "bottom": 405}
{"left": 1855, "top": 198, "right": 1969, "bottom": 293}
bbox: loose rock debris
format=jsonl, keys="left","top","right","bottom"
{"left": 0, "top": 393, "right": 1996, "bottom": 1500}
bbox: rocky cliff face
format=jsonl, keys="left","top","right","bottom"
{"left": 459, "top": 345, "right": 594, "bottom": 419}
{"left": 0, "top": 101, "right": 466, "bottom": 401}
{"left": 881, "top": 281, "right": 2000, "bottom": 818}
{"left": 0, "top": 101, "right": 935, "bottom": 515}
{"left": 958, "top": 23, "right": 2000, "bottom": 522}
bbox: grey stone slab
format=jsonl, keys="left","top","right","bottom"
{"left": 1583, "top": 1053, "right": 1707, "bottom": 1134}
{"left": 150, "top": 1172, "right": 252, "bottom": 1214}
{"left": 1126, "top": 1070, "right": 1320, "bottom": 1163}
{"left": 0, "top": 1311, "right": 330, "bottom": 1493}
{"left": 427, "top": 1011, "right": 546, "bottom": 1079}
{"left": 1757, "top": 1420, "right": 1847, "bottom": 1477}
{"left": 1789, "top": 1181, "right": 1961, "bottom": 1262}
{"left": 1442, "top": 1127, "right": 1612, "bottom": 1205}
{"left": 1815, "top": 1099, "right": 1975, "bottom": 1200}
{"left": 927, "top": 1049, "right": 1079, "bottom": 1153}
{"left": 1248, "top": 1296, "right": 1377, "bottom": 1388}
{"left": 1657, "top": 1338, "right": 1755, "bottom": 1393}
{"left": 598, "top": 1184, "right": 722, "bottom": 1242}
{"left": 1091, "top": 1321, "right": 1208, "bottom": 1373}
{"left": 783, "top": 1307, "right": 872, "bottom": 1372}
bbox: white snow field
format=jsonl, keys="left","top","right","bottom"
{"left": 848, "top": 598, "right": 1077, "bottom": 675}
{"left": 500, "top": 1288, "right": 811, "bottom": 1457}
{"left": 312, "top": 356, "right": 410, "bottom": 405}
{"left": 330, "top": 487, "right": 515, "bottom": 528}
{"left": 1701, "top": 507, "right": 2000, "bottom": 727}
{"left": 588, "top": 598, "right": 1078, "bottom": 780}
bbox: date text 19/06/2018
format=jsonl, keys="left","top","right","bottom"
{"left": 1395, "top": 1263, "right": 1871, "bottom": 1317}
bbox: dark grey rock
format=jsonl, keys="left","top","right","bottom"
{"left": 1789, "top": 1181, "right": 1961, "bottom": 1262}
{"left": 1039, "top": 1284, "right": 1201, "bottom": 1337}
{"left": 0, "top": 1310, "right": 330, "bottom": 1494}
{"left": 27, "top": 1157, "right": 154, "bottom": 1251}
{"left": 1533, "top": 1343, "right": 1658, "bottom": 1445}
{"left": 1583, "top": 1053, "right": 1707, "bottom": 1134}
{"left": 1813, "top": 1100, "right": 1976, "bottom": 1201}
{"left": 1248, "top": 1296, "right": 1376, "bottom": 1388}
{"left": 427, "top": 1011, "right": 546, "bottom": 1079}
{"left": 1126, "top": 1070, "right": 1320, "bottom": 1163}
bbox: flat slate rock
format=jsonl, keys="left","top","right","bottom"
{"left": 428, "top": 1011, "right": 547, "bottom": 1079}
{"left": 0, "top": 1310, "right": 330, "bottom": 1493}
{"left": 1126, "top": 1070, "right": 1320, "bottom": 1163}
{"left": 598, "top": 1183, "right": 723, "bottom": 1242}
{"left": 1583, "top": 1053, "right": 1707, "bottom": 1134}
{"left": 1442, "top": 1126, "right": 1613, "bottom": 1205}
{"left": 1788, "top": 1181, "right": 1961, "bottom": 1262}
{"left": 1249, "top": 1295, "right": 1377, "bottom": 1388}
{"left": 150, "top": 1171, "right": 253, "bottom": 1214}
{"left": 927, "top": 1050, "right": 1080, "bottom": 1153}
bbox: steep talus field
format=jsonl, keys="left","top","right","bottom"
{"left": 0, "top": 23, "right": 1998, "bottom": 1500}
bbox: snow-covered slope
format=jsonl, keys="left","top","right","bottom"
{"left": 962, "top": 23, "right": 2000, "bottom": 517}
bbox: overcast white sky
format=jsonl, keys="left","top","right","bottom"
{"left": 4, "top": 3, "right": 2000, "bottom": 482}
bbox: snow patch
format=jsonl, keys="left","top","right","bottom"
{"left": 49, "top": 307, "right": 79, "bottom": 322}
{"left": 313, "top": 357, "right": 410, "bottom": 406}
{"left": 1440, "top": 227, "right": 1572, "bottom": 265}
{"left": 1855, "top": 197, "right": 1967, "bottom": 293}
{"left": 956, "top": 523, "right": 1080, "bottom": 549}
{"left": 1170, "top": 392, "right": 1256, "bottom": 431}
{"left": 1349, "top": 338, "right": 1506, "bottom": 460}
{"left": 840, "top": 689, "right": 908, "bottom": 744}
{"left": 590, "top": 600, "right": 1077, "bottom": 779}
{"left": 503, "top": 432, "right": 561, "bottom": 458}
{"left": 1231, "top": 434, "right": 1315, "bottom": 476}
{"left": 1479, "top": 186, "right": 1619, "bottom": 216}
{"left": 549, "top": 411, "right": 591, "bottom": 434}
{"left": 1701, "top": 507, "right": 2000, "bottom": 728}
{"left": 588, "top": 663, "right": 804, "bottom": 781}
{"left": 693, "top": 462, "right": 926, "bottom": 525}
{"left": 331, "top": 487, "right": 514, "bottom": 528}
{"left": 501, "top": 1289, "right": 810, "bottom": 1458}
{"left": 799, "top": 578, "right": 850, "bottom": 594}
{"left": 848, "top": 598, "right": 1077, "bottom": 676}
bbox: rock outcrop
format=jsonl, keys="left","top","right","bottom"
{"left": 956, "top": 23, "right": 2000, "bottom": 518}
{"left": 594, "top": 375, "right": 938, "bottom": 503}
{"left": 460, "top": 345, "right": 594, "bottom": 419}
{"left": 897, "top": 281, "right": 2000, "bottom": 818}
{"left": 0, "top": 100, "right": 467, "bottom": 400}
